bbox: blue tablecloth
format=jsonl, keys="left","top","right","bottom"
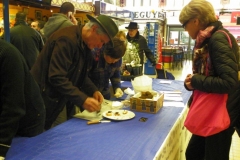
{"left": 6, "top": 79, "right": 192, "bottom": 160}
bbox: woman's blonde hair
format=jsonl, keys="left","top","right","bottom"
{"left": 115, "top": 31, "right": 126, "bottom": 40}
{"left": 179, "top": 0, "right": 217, "bottom": 27}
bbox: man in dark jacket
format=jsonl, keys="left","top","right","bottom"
{"left": 31, "top": 14, "right": 118, "bottom": 130}
{"left": 2, "top": 11, "right": 43, "bottom": 70}
{"left": 125, "top": 22, "right": 156, "bottom": 68}
{"left": 0, "top": 39, "right": 45, "bottom": 159}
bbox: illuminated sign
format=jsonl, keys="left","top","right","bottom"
{"left": 132, "top": 11, "right": 165, "bottom": 20}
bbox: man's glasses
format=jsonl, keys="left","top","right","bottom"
{"left": 182, "top": 19, "right": 190, "bottom": 29}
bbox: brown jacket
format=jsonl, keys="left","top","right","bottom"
{"left": 31, "top": 25, "right": 98, "bottom": 129}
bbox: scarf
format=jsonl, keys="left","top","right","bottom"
{"left": 92, "top": 46, "right": 107, "bottom": 62}
{"left": 193, "top": 26, "right": 214, "bottom": 75}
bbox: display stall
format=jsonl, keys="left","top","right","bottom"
{"left": 6, "top": 79, "right": 192, "bottom": 160}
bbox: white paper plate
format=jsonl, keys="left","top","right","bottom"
{"left": 102, "top": 110, "right": 135, "bottom": 121}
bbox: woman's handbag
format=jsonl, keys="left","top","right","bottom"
{"left": 184, "top": 90, "right": 230, "bottom": 137}
{"left": 184, "top": 30, "right": 233, "bottom": 137}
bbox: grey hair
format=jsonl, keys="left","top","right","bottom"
{"left": 179, "top": 0, "right": 217, "bottom": 27}
{"left": 85, "top": 21, "right": 106, "bottom": 35}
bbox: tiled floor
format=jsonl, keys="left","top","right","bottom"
{"left": 145, "top": 60, "right": 240, "bottom": 160}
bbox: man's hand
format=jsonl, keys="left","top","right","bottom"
{"left": 70, "top": 14, "right": 78, "bottom": 25}
{"left": 82, "top": 97, "right": 101, "bottom": 112}
{"left": 93, "top": 91, "right": 104, "bottom": 104}
{"left": 114, "top": 88, "right": 123, "bottom": 98}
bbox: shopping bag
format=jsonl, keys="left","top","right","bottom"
{"left": 184, "top": 90, "right": 230, "bottom": 137}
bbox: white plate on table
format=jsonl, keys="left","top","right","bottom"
{"left": 102, "top": 110, "right": 135, "bottom": 121}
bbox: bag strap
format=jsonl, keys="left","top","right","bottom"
{"left": 216, "top": 30, "right": 232, "bottom": 48}
{"left": 206, "top": 30, "right": 233, "bottom": 76}
{"left": 215, "top": 30, "right": 240, "bottom": 80}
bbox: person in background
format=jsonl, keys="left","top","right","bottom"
{"left": 125, "top": 22, "right": 156, "bottom": 68}
{"left": 1, "top": 11, "right": 43, "bottom": 70}
{"left": 179, "top": 0, "right": 240, "bottom": 159}
{"left": 42, "top": 15, "right": 48, "bottom": 22}
{"left": 30, "top": 14, "right": 118, "bottom": 130}
{"left": 115, "top": 30, "right": 130, "bottom": 74}
{"left": 31, "top": 20, "right": 45, "bottom": 31}
{"left": 88, "top": 37, "right": 127, "bottom": 100}
{"left": 31, "top": 20, "right": 40, "bottom": 31}
{"left": 115, "top": 30, "right": 126, "bottom": 41}
{"left": 0, "top": 39, "right": 45, "bottom": 159}
{"left": 26, "top": 18, "right": 33, "bottom": 26}
{"left": 31, "top": 20, "right": 46, "bottom": 44}
{"left": 42, "top": 2, "right": 77, "bottom": 39}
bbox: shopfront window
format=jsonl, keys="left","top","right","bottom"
{"left": 183, "top": 0, "right": 191, "bottom": 6}
{"left": 150, "top": 0, "right": 158, "bottom": 7}
{"left": 169, "top": 31, "right": 179, "bottom": 45}
{"left": 134, "top": 0, "right": 141, "bottom": 7}
{"left": 126, "top": 0, "right": 134, "bottom": 7}
{"left": 143, "top": 0, "right": 150, "bottom": 7}
{"left": 167, "top": 26, "right": 195, "bottom": 50}
{"left": 165, "top": 0, "right": 174, "bottom": 9}
{"left": 179, "top": 31, "right": 189, "bottom": 45}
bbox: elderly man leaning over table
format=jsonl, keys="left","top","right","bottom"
{"left": 30, "top": 14, "right": 119, "bottom": 130}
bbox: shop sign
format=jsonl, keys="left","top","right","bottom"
{"left": 131, "top": 11, "right": 165, "bottom": 20}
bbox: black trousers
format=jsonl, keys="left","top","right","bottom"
{"left": 186, "top": 127, "right": 235, "bottom": 160}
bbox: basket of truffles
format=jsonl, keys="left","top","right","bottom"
{"left": 129, "top": 91, "right": 164, "bottom": 113}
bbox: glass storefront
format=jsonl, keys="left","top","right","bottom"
{"left": 167, "top": 26, "right": 195, "bottom": 50}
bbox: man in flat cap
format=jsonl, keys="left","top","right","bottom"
{"left": 31, "top": 14, "right": 118, "bottom": 130}
{"left": 125, "top": 22, "right": 156, "bottom": 70}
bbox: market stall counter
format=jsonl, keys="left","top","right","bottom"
{"left": 6, "top": 79, "right": 192, "bottom": 160}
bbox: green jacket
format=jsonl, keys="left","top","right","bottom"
{"left": 2, "top": 20, "right": 43, "bottom": 69}
{"left": 43, "top": 13, "right": 74, "bottom": 39}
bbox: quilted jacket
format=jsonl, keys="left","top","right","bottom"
{"left": 189, "top": 21, "right": 240, "bottom": 127}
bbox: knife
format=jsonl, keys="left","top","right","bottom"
{"left": 87, "top": 119, "right": 111, "bottom": 125}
